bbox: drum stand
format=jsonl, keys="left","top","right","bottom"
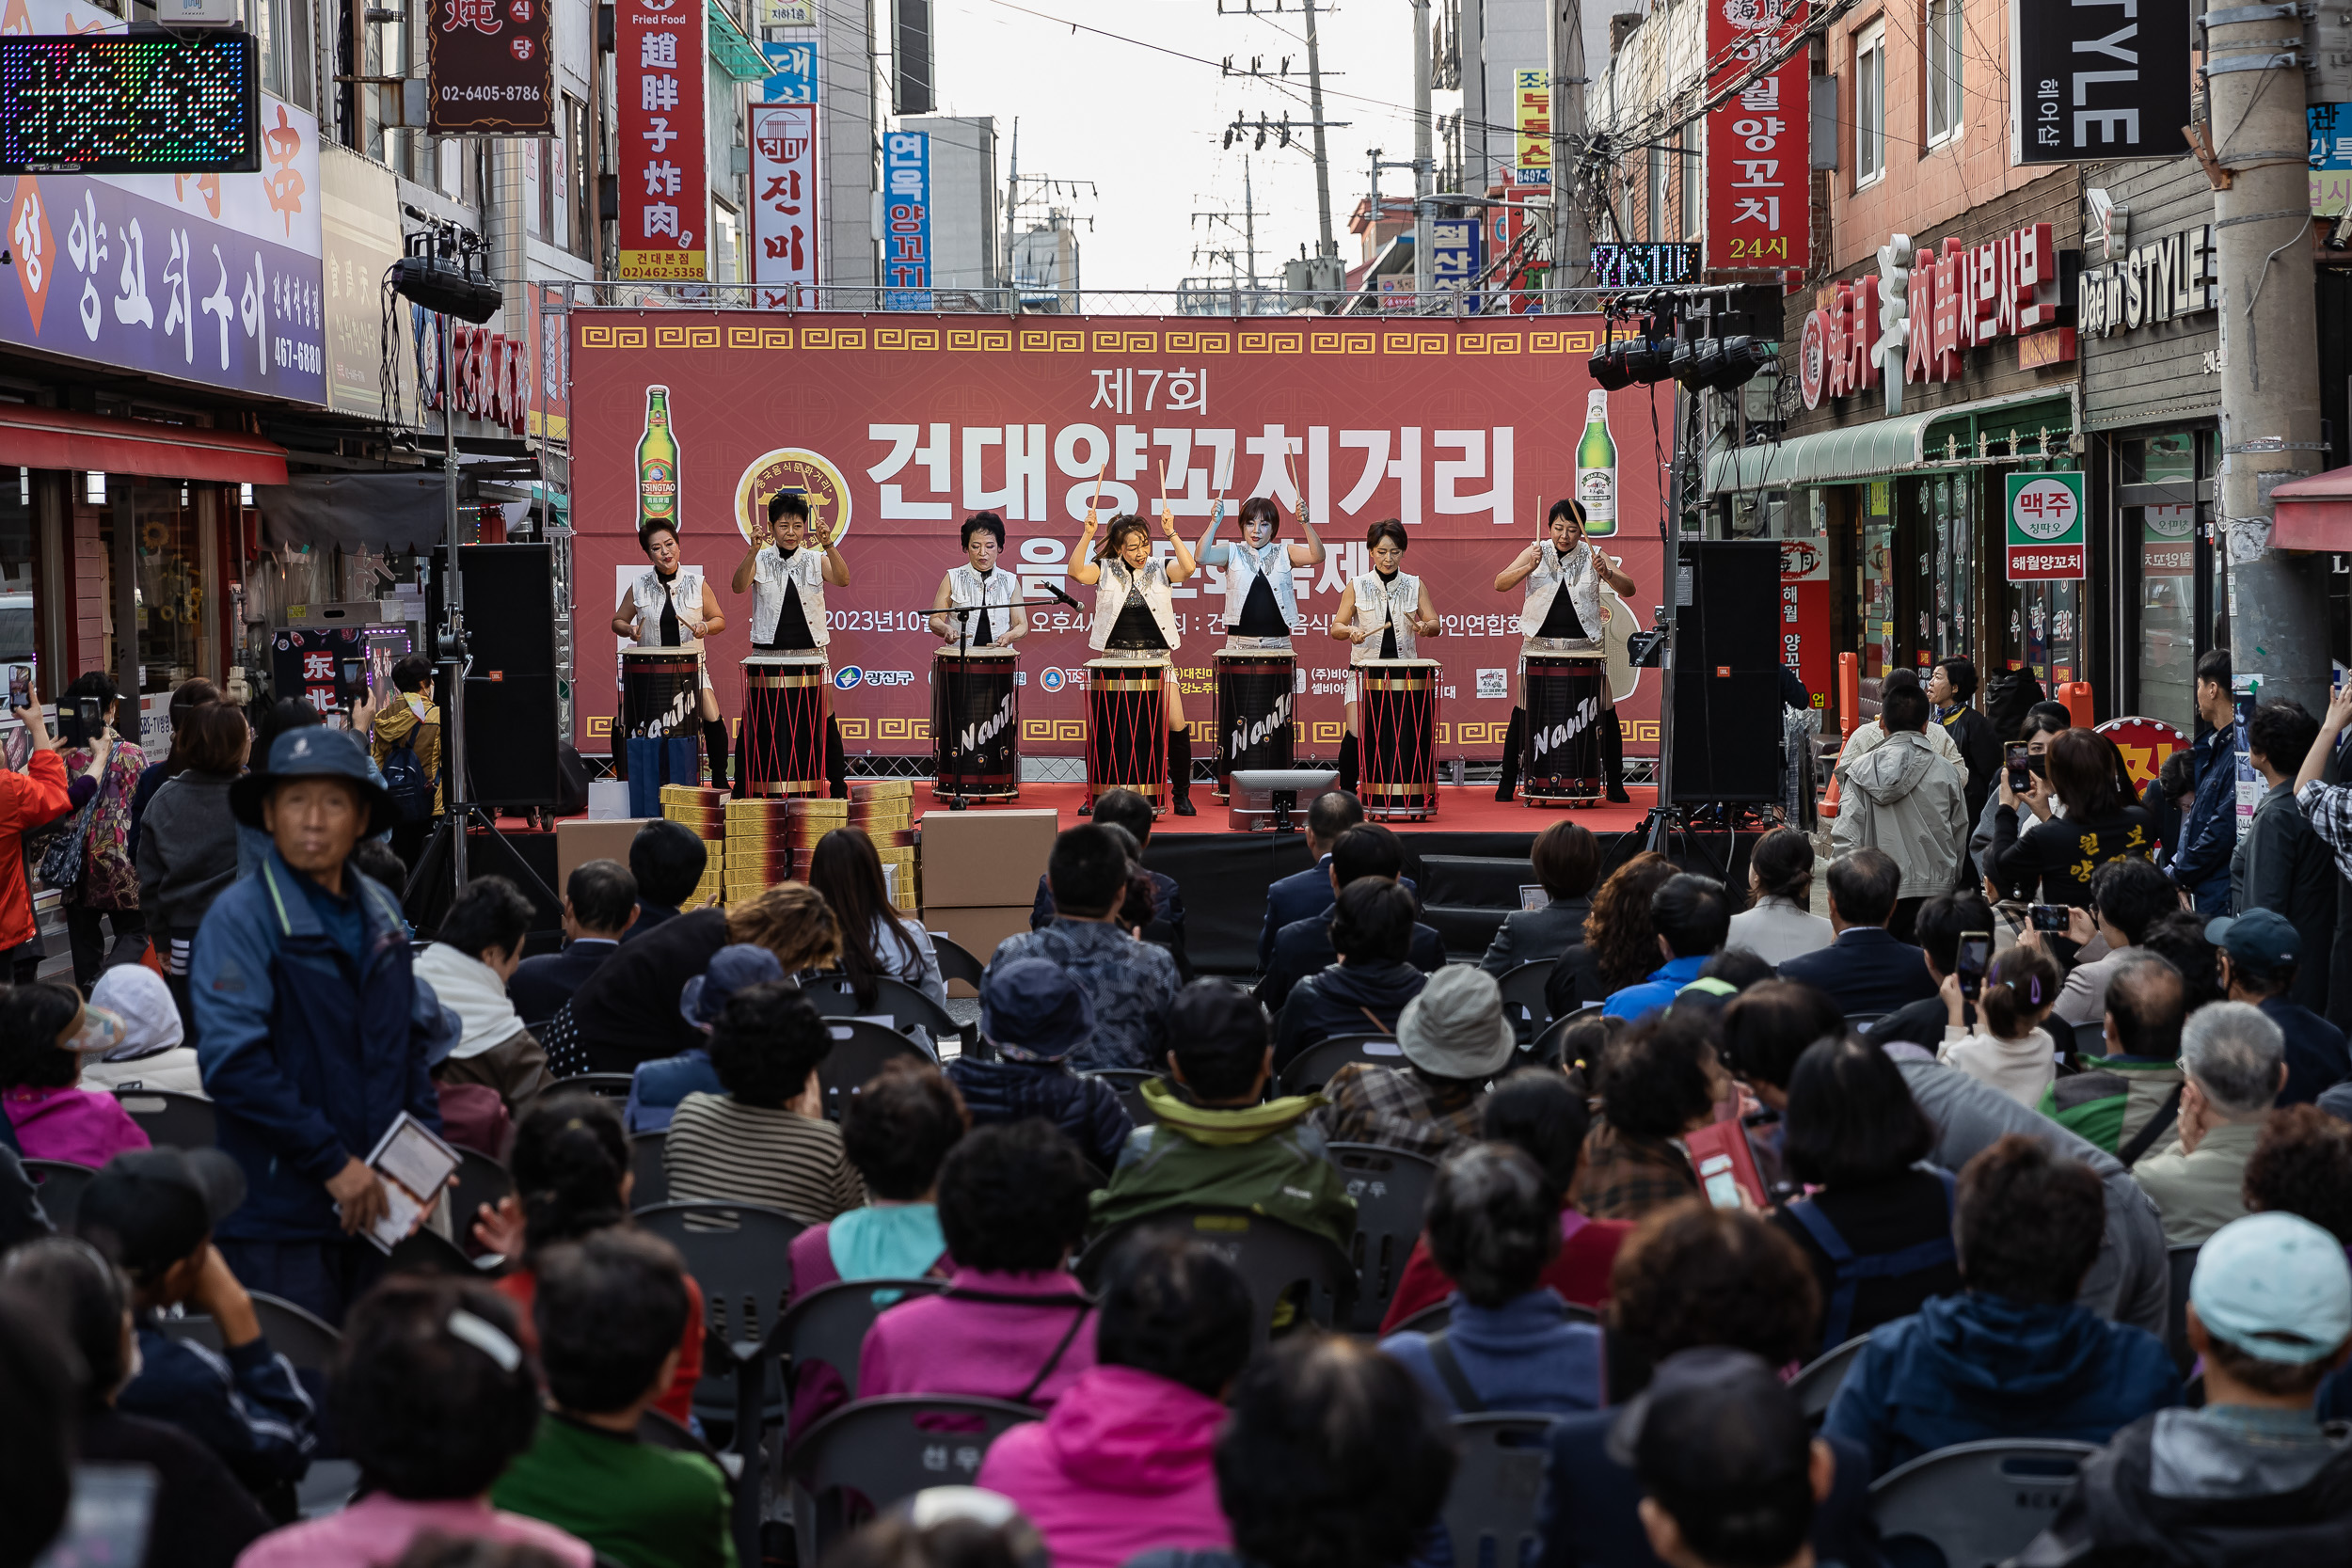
{"left": 934, "top": 605, "right": 985, "bottom": 812}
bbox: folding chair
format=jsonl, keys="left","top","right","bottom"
{"left": 449, "top": 1148, "right": 513, "bottom": 1259}
{"left": 1441, "top": 1415, "right": 1555, "bottom": 1568}
{"left": 1494, "top": 960, "right": 1554, "bottom": 1045}
{"left": 1868, "top": 1439, "right": 2098, "bottom": 1568}
{"left": 630, "top": 1130, "right": 671, "bottom": 1210}
{"left": 1790, "top": 1332, "right": 1873, "bottom": 1423}
{"left": 803, "top": 973, "right": 972, "bottom": 1056}
{"left": 151, "top": 1291, "right": 338, "bottom": 1370}
{"left": 23, "top": 1159, "right": 96, "bottom": 1231}
{"left": 786, "top": 1395, "right": 1041, "bottom": 1566}
{"left": 927, "top": 932, "right": 985, "bottom": 997}
{"left": 1080, "top": 1208, "right": 1358, "bottom": 1344}
{"left": 1531, "top": 1004, "right": 1606, "bottom": 1069}
{"left": 817, "top": 1019, "right": 937, "bottom": 1122}
{"left": 771, "top": 1276, "right": 950, "bottom": 1413}
{"left": 630, "top": 1199, "right": 809, "bottom": 1424}
{"left": 110, "top": 1089, "right": 215, "bottom": 1150}
{"left": 1277, "top": 1034, "right": 1406, "bottom": 1097}
{"left": 552, "top": 1072, "right": 636, "bottom": 1100}
{"left": 2166, "top": 1243, "right": 2201, "bottom": 1374}
{"left": 1084, "top": 1068, "right": 1158, "bottom": 1128}
{"left": 1327, "top": 1142, "right": 1439, "bottom": 1333}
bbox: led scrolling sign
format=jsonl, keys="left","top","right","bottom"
{"left": 0, "top": 32, "right": 259, "bottom": 175}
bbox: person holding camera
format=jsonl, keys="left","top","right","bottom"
{"left": 52, "top": 673, "right": 145, "bottom": 989}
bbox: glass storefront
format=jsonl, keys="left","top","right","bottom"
{"left": 82, "top": 477, "right": 212, "bottom": 695}
{"left": 0, "top": 470, "right": 34, "bottom": 679}
{"left": 2121, "top": 430, "right": 2207, "bottom": 734}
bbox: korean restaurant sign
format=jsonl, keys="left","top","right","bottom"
{"left": 426, "top": 0, "right": 554, "bottom": 136}
{"left": 1513, "top": 69, "right": 1550, "bottom": 187}
{"left": 1705, "top": 0, "right": 1809, "bottom": 272}
{"left": 2005, "top": 471, "right": 2087, "bottom": 581}
{"left": 750, "top": 103, "right": 818, "bottom": 309}
{"left": 616, "top": 0, "right": 708, "bottom": 280}
{"left": 1799, "top": 223, "right": 2062, "bottom": 407}
{"left": 882, "top": 131, "right": 931, "bottom": 310}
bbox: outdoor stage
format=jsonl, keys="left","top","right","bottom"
{"left": 908, "top": 782, "right": 1660, "bottom": 838}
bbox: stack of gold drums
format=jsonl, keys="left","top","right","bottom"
{"left": 659, "top": 784, "right": 729, "bottom": 909}
{"left": 723, "top": 800, "right": 800, "bottom": 904}
{"left": 850, "top": 781, "right": 918, "bottom": 911}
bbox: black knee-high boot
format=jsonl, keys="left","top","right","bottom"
{"left": 702, "top": 719, "right": 730, "bottom": 794}
{"left": 1338, "top": 732, "right": 1359, "bottom": 795}
{"left": 1169, "top": 726, "right": 1197, "bottom": 815}
{"left": 1496, "top": 706, "right": 1525, "bottom": 801}
{"left": 1600, "top": 706, "right": 1629, "bottom": 802}
{"left": 826, "top": 716, "right": 849, "bottom": 799}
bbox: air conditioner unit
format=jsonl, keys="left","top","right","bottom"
{"left": 156, "top": 0, "right": 243, "bottom": 28}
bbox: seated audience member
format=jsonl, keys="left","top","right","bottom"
{"left": 1381, "top": 1068, "right": 1636, "bottom": 1328}
{"left": 623, "top": 819, "right": 707, "bottom": 940}
{"left": 2209, "top": 908, "right": 2351, "bottom": 1104}
{"left": 2245, "top": 1103, "right": 2352, "bottom": 1244}
{"left": 507, "top": 860, "right": 637, "bottom": 1028}
{"left": 977, "top": 1236, "right": 1251, "bottom": 1568}
{"left": 2052, "top": 856, "right": 2179, "bottom": 1029}
{"left": 1677, "top": 948, "right": 1779, "bottom": 1011}
{"left": 1123, "top": 1336, "right": 1457, "bottom": 1568}
{"left": 1724, "top": 827, "right": 1835, "bottom": 967}
{"left": 663, "top": 980, "right": 864, "bottom": 1222}
{"left": 985, "top": 824, "right": 1180, "bottom": 1073}
{"left": 1604, "top": 874, "right": 1731, "bottom": 1022}
{"left": 2132, "top": 1000, "right": 2286, "bottom": 1247}
{"left": 1256, "top": 789, "right": 1366, "bottom": 971}
{"left": 1771, "top": 1037, "right": 1963, "bottom": 1354}
{"left": 1580, "top": 1011, "right": 1724, "bottom": 1222}
{"left": 2140, "top": 908, "right": 2224, "bottom": 1011}
{"left": 946, "top": 958, "right": 1132, "bottom": 1171}
{"left": 860, "top": 1120, "right": 1099, "bottom": 1408}
{"left": 791, "top": 1059, "right": 964, "bottom": 1299}
{"left": 2044, "top": 948, "right": 2188, "bottom": 1157}
{"left": 1935, "top": 944, "right": 2064, "bottom": 1106}
{"left": 489, "top": 1231, "right": 734, "bottom": 1568}
{"left": 811, "top": 825, "right": 950, "bottom": 1009}
{"left": 411, "top": 875, "right": 557, "bottom": 1109}
{"left": 429, "top": 999, "right": 511, "bottom": 1160}
{"left": 1716, "top": 979, "right": 1846, "bottom": 1194}
{"left": 0, "top": 1278, "right": 77, "bottom": 1568}
{"left": 1851, "top": 892, "right": 1988, "bottom": 1053}
{"left": 1536, "top": 1206, "right": 1883, "bottom": 1568}
{"left": 478, "top": 1095, "right": 704, "bottom": 1430}
{"left": 1990, "top": 727, "right": 2158, "bottom": 908}
{"left": 1823, "top": 1134, "right": 2180, "bottom": 1478}
{"left": 1274, "top": 878, "right": 1432, "bottom": 1068}
{"left": 70, "top": 1148, "right": 317, "bottom": 1510}
{"left": 1546, "top": 852, "right": 1679, "bottom": 1019}
{"left": 1311, "top": 963, "right": 1516, "bottom": 1159}
{"left": 2, "top": 981, "right": 150, "bottom": 1165}
{"left": 235, "top": 1275, "right": 593, "bottom": 1568}
{"left": 2233, "top": 700, "right": 2337, "bottom": 1011}
{"left": 1095, "top": 979, "right": 1354, "bottom": 1252}
{"left": 1622, "top": 1349, "right": 1837, "bottom": 1568}
{"left": 820, "top": 1497, "right": 1047, "bottom": 1568}
{"left": 77, "top": 962, "right": 202, "bottom": 1095}
{"left": 1258, "top": 823, "right": 1445, "bottom": 1012}
{"left": 1382, "top": 1143, "right": 1604, "bottom": 1414}
{"left": 1037, "top": 788, "right": 1192, "bottom": 975}
{"left": 2016, "top": 1212, "right": 2352, "bottom": 1564}
{"left": 2, "top": 1237, "right": 274, "bottom": 1568}
{"left": 1481, "top": 820, "right": 1603, "bottom": 974}
{"left": 543, "top": 881, "right": 840, "bottom": 1078}
{"left": 623, "top": 943, "right": 779, "bottom": 1134}
{"left": 1774, "top": 848, "right": 1938, "bottom": 1019}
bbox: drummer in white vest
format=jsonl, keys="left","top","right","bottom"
{"left": 1194, "top": 494, "right": 1326, "bottom": 650}
{"left": 927, "top": 511, "right": 1028, "bottom": 648}
{"left": 730, "top": 489, "right": 853, "bottom": 797}
{"left": 1072, "top": 501, "right": 1200, "bottom": 814}
{"left": 610, "top": 517, "right": 731, "bottom": 788}
{"left": 1492, "top": 498, "right": 1637, "bottom": 803}
{"left": 1328, "top": 518, "right": 1441, "bottom": 796}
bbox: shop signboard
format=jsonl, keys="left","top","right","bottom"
{"left": 2011, "top": 0, "right": 2191, "bottom": 164}
{"left": 1778, "top": 536, "right": 1831, "bottom": 705}
{"left": 2092, "top": 715, "right": 2186, "bottom": 791}
{"left": 750, "top": 103, "right": 818, "bottom": 309}
{"left": 2314, "top": 105, "right": 2352, "bottom": 217}
{"left": 1705, "top": 0, "right": 1809, "bottom": 273}
{"left": 1801, "top": 223, "right": 2064, "bottom": 405}
{"left": 1512, "top": 69, "right": 1549, "bottom": 188}
{"left": 322, "top": 144, "right": 413, "bottom": 420}
{"left": 615, "top": 0, "right": 709, "bottom": 280}
{"left": 2005, "top": 471, "right": 2087, "bottom": 580}
{"left": 881, "top": 130, "right": 931, "bottom": 310}
{"left": 762, "top": 36, "right": 816, "bottom": 103}
{"left": 426, "top": 0, "right": 554, "bottom": 136}
{"left": 1428, "top": 216, "right": 1483, "bottom": 305}
{"left": 2076, "top": 223, "right": 2215, "bottom": 337}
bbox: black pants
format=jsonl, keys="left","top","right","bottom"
{"left": 66, "top": 905, "right": 146, "bottom": 990}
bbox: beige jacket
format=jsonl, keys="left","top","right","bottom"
{"left": 2131, "top": 1118, "right": 2263, "bottom": 1247}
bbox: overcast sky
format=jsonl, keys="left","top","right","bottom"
{"left": 926, "top": 0, "right": 1463, "bottom": 294}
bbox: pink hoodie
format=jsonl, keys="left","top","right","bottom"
{"left": 977, "top": 1363, "right": 1232, "bottom": 1568}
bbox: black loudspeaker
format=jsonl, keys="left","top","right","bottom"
{"left": 457, "top": 544, "right": 557, "bottom": 678}
{"left": 457, "top": 544, "right": 560, "bottom": 805}
{"left": 1668, "top": 540, "right": 1784, "bottom": 805}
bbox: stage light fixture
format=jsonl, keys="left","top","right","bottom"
{"left": 1623, "top": 337, "right": 1677, "bottom": 385}
{"left": 1708, "top": 335, "right": 1770, "bottom": 389}
{"left": 390, "top": 257, "right": 503, "bottom": 324}
{"left": 1589, "top": 341, "right": 1631, "bottom": 390}
{"left": 1670, "top": 337, "right": 1724, "bottom": 388}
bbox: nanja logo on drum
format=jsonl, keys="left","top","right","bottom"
{"left": 1531, "top": 695, "right": 1601, "bottom": 758}
{"left": 1229, "top": 693, "right": 1293, "bottom": 759}
{"left": 960, "top": 693, "right": 1018, "bottom": 755}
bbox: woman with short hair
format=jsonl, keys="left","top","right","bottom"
{"left": 1480, "top": 820, "right": 1602, "bottom": 974}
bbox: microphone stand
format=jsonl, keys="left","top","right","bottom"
{"left": 922, "top": 586, "right": 1076, "bottom": 811}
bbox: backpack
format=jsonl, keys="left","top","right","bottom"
{"left": 381, "top": 713, "right": 437, "bottom": 823}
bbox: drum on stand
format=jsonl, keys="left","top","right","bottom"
{"left": 932, "top": 647, "right": 1021, "bottom": 800}
{"left": 1085, "top": 659, "right": 1168, "bottom": 812}
{"left": 739, "top": 654, "right": 832, "bottom": 799}
{"left": 1359, "top": 659, "right": 1439, "bottom": 821}
{"left": 1213, "top": 651, "right": 1295, "bottom": 801}
{"left": 1521, "top": 653, "right": 1607, "bottom": 807}
{"left": 622, "top": 648, "right": 701, "bottom": 739}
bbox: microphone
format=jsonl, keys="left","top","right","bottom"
{"left": 1041, "top": 581, "right": 1084, "bottom": 611}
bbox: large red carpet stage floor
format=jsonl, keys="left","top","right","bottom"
{"left": 910, "top": 782, "right": 1661, "bottom": 835}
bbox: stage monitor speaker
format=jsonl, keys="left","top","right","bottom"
{"left": 456, "top": 544, "right": 557, "bottom": 680}
{"left": 1668, "top": 540, "right": 1785, "bottom": 805}
{"left": 464, "top": 675, "right": 561, "bottom": 805}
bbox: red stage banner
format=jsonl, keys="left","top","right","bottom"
{"left": 615, "top": 0, "right": 708, "bottom": 280}
{"left": 565, "top": 312, "right": 1668, "bottom": 761}
{"left": 1704, "top": 0, "right": 1809, "bottom": 273}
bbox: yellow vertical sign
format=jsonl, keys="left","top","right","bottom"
{"left": 1514, "top": 69, "right": 1550, "bottom": 186}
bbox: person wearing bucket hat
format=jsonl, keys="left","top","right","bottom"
{"left": 1310, "top": 964, "right": 1516, "bottom": 1160}
{"left": 2208, "top": 907, "right": 2352, "bottom": 1106}
{"left": 620, "top": 943, "right": 785, "bottom": 1133}
{"left": 190, "top": 722, "right": 446, "bottom": 1326}
{"left": 946, "top": 958, "right": 1133, "bottom": 1173}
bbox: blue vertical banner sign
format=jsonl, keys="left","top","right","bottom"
{"left": 1428, "top": 215, "right": 1484, "bottom": 309}
{"left": 882, "top": 131, "right": 932, "bottom": 310}
{"left": 762, "top": 37, "right": 817, "bottom": 103}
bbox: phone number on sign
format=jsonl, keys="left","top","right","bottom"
{"left": 441, "top": 86, "right": 547, "bottom": 102}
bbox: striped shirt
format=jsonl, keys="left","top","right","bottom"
{"left": 661, "top": 1093, "right": 866, "bottom": 1222}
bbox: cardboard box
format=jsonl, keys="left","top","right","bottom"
{"left": 918, "top": 807, "right": 1058, "bottom": 907}
{"left": 557, "top": 818, "right": 652, "bottom": 888}
{"left": 919, "top": 905, "right": 1036, "bottom": 988}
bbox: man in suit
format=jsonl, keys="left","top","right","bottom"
{"left": 1257, "top": 821, "right": 1443, "bottom": 1010}
{"left": 508, "top": 859, "right": 638, "bottom": 1027}
{"left": 620, "top": 819, "right": 706, "bottom": 940}
{"left": 1258, "top": 788, "right": 1367, "bottom": 972}
{"left": 1775, "top": 847, "right": 1938, "bottom": 1019}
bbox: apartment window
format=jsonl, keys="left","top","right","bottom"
{"left": 1925, "top": 0, "right": 1963, "bottom": 144}
{"left": 246, "top": 0, "right": 312, "bottom": 107}
{"left": 1647, "top": 144, "right": 1665, "bottom": 240}
{"left": 1854, "top": 24, "right": 1886, "bottom": 186}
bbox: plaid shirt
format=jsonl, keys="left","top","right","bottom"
{"left": 1309, "top": 1063, "right": 1484, "bottom": 1159}
{"left": 2296, "top": 780, "right": 2352, "bottom": 881}
{"left": 1578, "top": 1122, "right": 1701, "bottom": 1222}
{"left": 986, "top": 918, "right": 1181, "bottom": 1072}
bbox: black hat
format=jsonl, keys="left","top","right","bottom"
{"left": 230, "top": 725, "right": 392, "bottom": 833}
{"left": 1607, "top": 1347, "right": 1815, "bottom": 1566}
{"left": 72, "top": 1148, "right": 246, "bottom": 1283}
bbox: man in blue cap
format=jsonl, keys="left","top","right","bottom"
{"left": 946, "top": 957, "right": 1132, "bottom": 1173}
{"left": 2210, "top": 907, "right": 2352, "bottom": 1105}
{"left": 192, "top": 725, "right": 447, "bottom": 1324}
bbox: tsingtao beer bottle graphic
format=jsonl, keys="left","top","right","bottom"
{"left": 1574, "top": 388, "right": 1617, "bottom": 536}
{"left": 637, "top": 385, "right": 679, "bottom": 526}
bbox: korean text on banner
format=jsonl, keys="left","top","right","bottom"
{"left": 616, "top": 0, "right": 708, "bottom": 280}
{"left": 882, "top": 132, "right": 932, "bottom": 310}
{"left": 1778, "top": 536, "right": 1831, "bottom": 703}
{"left": 427, "top": 0, "right": 555, "bottom": 136}
{"left": 1512, "top": 69, "right": 1550, "bottom": 187}
{"left": 1429, "top": 216, "right": 1483, "bottom": 304}
{"left": 2315, "top": 105, "right": 2352, "bottom": 217}
{"left": 2005, "top": 471, "right": 2087, "bottom": 581}
{"left": 2011, "top": 0, "right": 2189, "bottom": 164}
{"left": 763, "top": 36, "right": 817, "bottom": 102}
{"left": 1705, "top": 0, "right": 1809, "bottom": 273}
{"left": 751, "top": 103, "right": 818, "bottom": 309}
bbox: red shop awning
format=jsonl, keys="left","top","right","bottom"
{"left": 0, "top": 404, "right": 287, "bottom": 487}
{"left": 2270, "top": 464, "right": 2352, "bottom": 552}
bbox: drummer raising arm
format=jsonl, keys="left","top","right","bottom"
{"left": 730, "top": 490, "right": 854, "bottom": 797}
{"left": 1491, "top": 497, "right": 1636, "bottom": 802}
{"left": 1194, "top": 494, "right": 1325, "bottom": 646}
{"left": 928, "top": 510, "right": 1027, "bottom": 645}
{"left": 1072, "top": 499, "right": 1200, "bottom": 814}
{"left": 612, "top": 519, "right": 732, "bottom": 789}
{"left": 1329, "top": 518, "right": 1439, "bottom": 796}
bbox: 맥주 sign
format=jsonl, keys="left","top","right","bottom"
{"left": 2006, "top": 471, "right": 2087, "bottom": 581}
{"left": 427, "top": 0, "right": 554, "bottom": 136}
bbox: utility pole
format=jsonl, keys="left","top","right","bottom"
{"left": 1303, "top": 0, "right": 1337, "bottom": 259}
{"left": 1245, "top": 156, "right": 1260, "bottom": 292}
{"left": 2208, "top": 13, "right": 2328, "bottom": 713}
{"left": 1002, "top": 118, "right": 1019, "bottom": 309}
{"left": 1411, "top": 0, "right": 1433, "bottom": 296}
{"left": 1547, "top": 0, "right": 1588, "bottom": 308}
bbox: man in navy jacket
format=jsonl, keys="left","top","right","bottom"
{"left": 2169, "top": 650, "right": 2240, "bottom": 916}
{"left": 1257, "top": 821, "right": 1443, "bottom": 1010}
{"left": 1776, "top": 847, "right": 1938, "bottom": 1019}
{"left": 507, "top": 858, "right": 638, "bottom": 1026}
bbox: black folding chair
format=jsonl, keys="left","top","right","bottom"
{"left": 1530, "top": 1004, "right": 1607, "bottom": 1069}
{"left": 771, "top": 1276, "right": 950, "bottom": 1415}
{"left": 1084, "top": 1068, "right": 1158, "bottom": 1128}
{"left": 449, "top": 1148, "right": 513, "bottom": 1260}
{"left": 630, "top": 1130, "right": 671, "bottom": 1210}
{"left": 110, "top": 1089, "right": 215, "bottom": 1149}
{"left": 1080, "top": 1208, "right": 1358, "bottom": 1344}
{"left": 1441, "top": 1415, "right": 1555, "bottom": 1568}
{"left": 817, "top": 1019, "right": 937, "bottom": 1122}
{"left": 786, "top": 1395, "right": 1042, "bottom": 1566}
{"left": 803, "top": 973, "right": 972, "bottom": 1055}
{"left": 387, "top": 1225, "right": 486, "bottom": 1277}
{"left": 553, "top": 1072, "right": 636, "bottom": 1100}
{"left": 1327, "top": 1142, "right": 1439, "bottom": 1333}
{"left": 630, "top": 1199, "right": 810, "bottom": 1424}
{"left": 1494, "top": 960, "right": 1553, "bottom": 1045}
{"left": 927, "top": 932, "right": 985, "bottom": 997}
{"left": 1277, "top": 1034, "right": 1406, "bottom": 1097}
{"left": 1790, "top": 1332, "right": 1873, "bottom": 1424}
{"left": 2166, "top": 1243, "right": 2201, "bottom": 1374}
{"left": 1868, "top": 1439, "right": 2099, "bottom": 1568}
{"left": 152, "top": 1291, "right": 340, "bottom": 1370}
{"left": 23, "top": 1158, "right": 96, "bottom": 1231}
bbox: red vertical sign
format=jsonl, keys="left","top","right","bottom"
{"left": 1705, "top": 0, "right": 1810, "bottom": 273}
{"left": 1779, "top": 536, "right": 1831, "bottom": 704}
{"left": 616, "top": 0, "right": 708, "bottom": 280}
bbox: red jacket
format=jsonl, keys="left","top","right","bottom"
{"left": 0, "top": 751, "right": 72, "bottom": 950}
{"left": 1378, "top": 1210, "right": 1635, "bottom": 1333}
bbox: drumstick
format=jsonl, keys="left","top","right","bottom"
{"left": 1283, "top": 445, "right": 1303, "bottom": 515}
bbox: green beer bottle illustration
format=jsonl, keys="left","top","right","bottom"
{"left": 1574, "top": 388, "right": 1617, "bottom": 536}
{"left": 637, "top": 385, "right": 679, "bottom": 526}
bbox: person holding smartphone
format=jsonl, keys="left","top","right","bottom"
{"left": 1936, "top": 945, "right": 2065, "bottom": 1106}
{"left": 0, "top": 685, "right": 98, "bottom": 983}
{"left": 1987, "top": 728, "right": 2157, "bottom": 910}
{"left": 52, "top": 673, "right": 147, "bottom": 990}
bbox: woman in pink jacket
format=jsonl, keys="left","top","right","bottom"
{"left": 1, "top": 981, "right": 149, "bottom": 1166}
{"left": 977, "top": 1235, "right": 1250, "bottom": 1568}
